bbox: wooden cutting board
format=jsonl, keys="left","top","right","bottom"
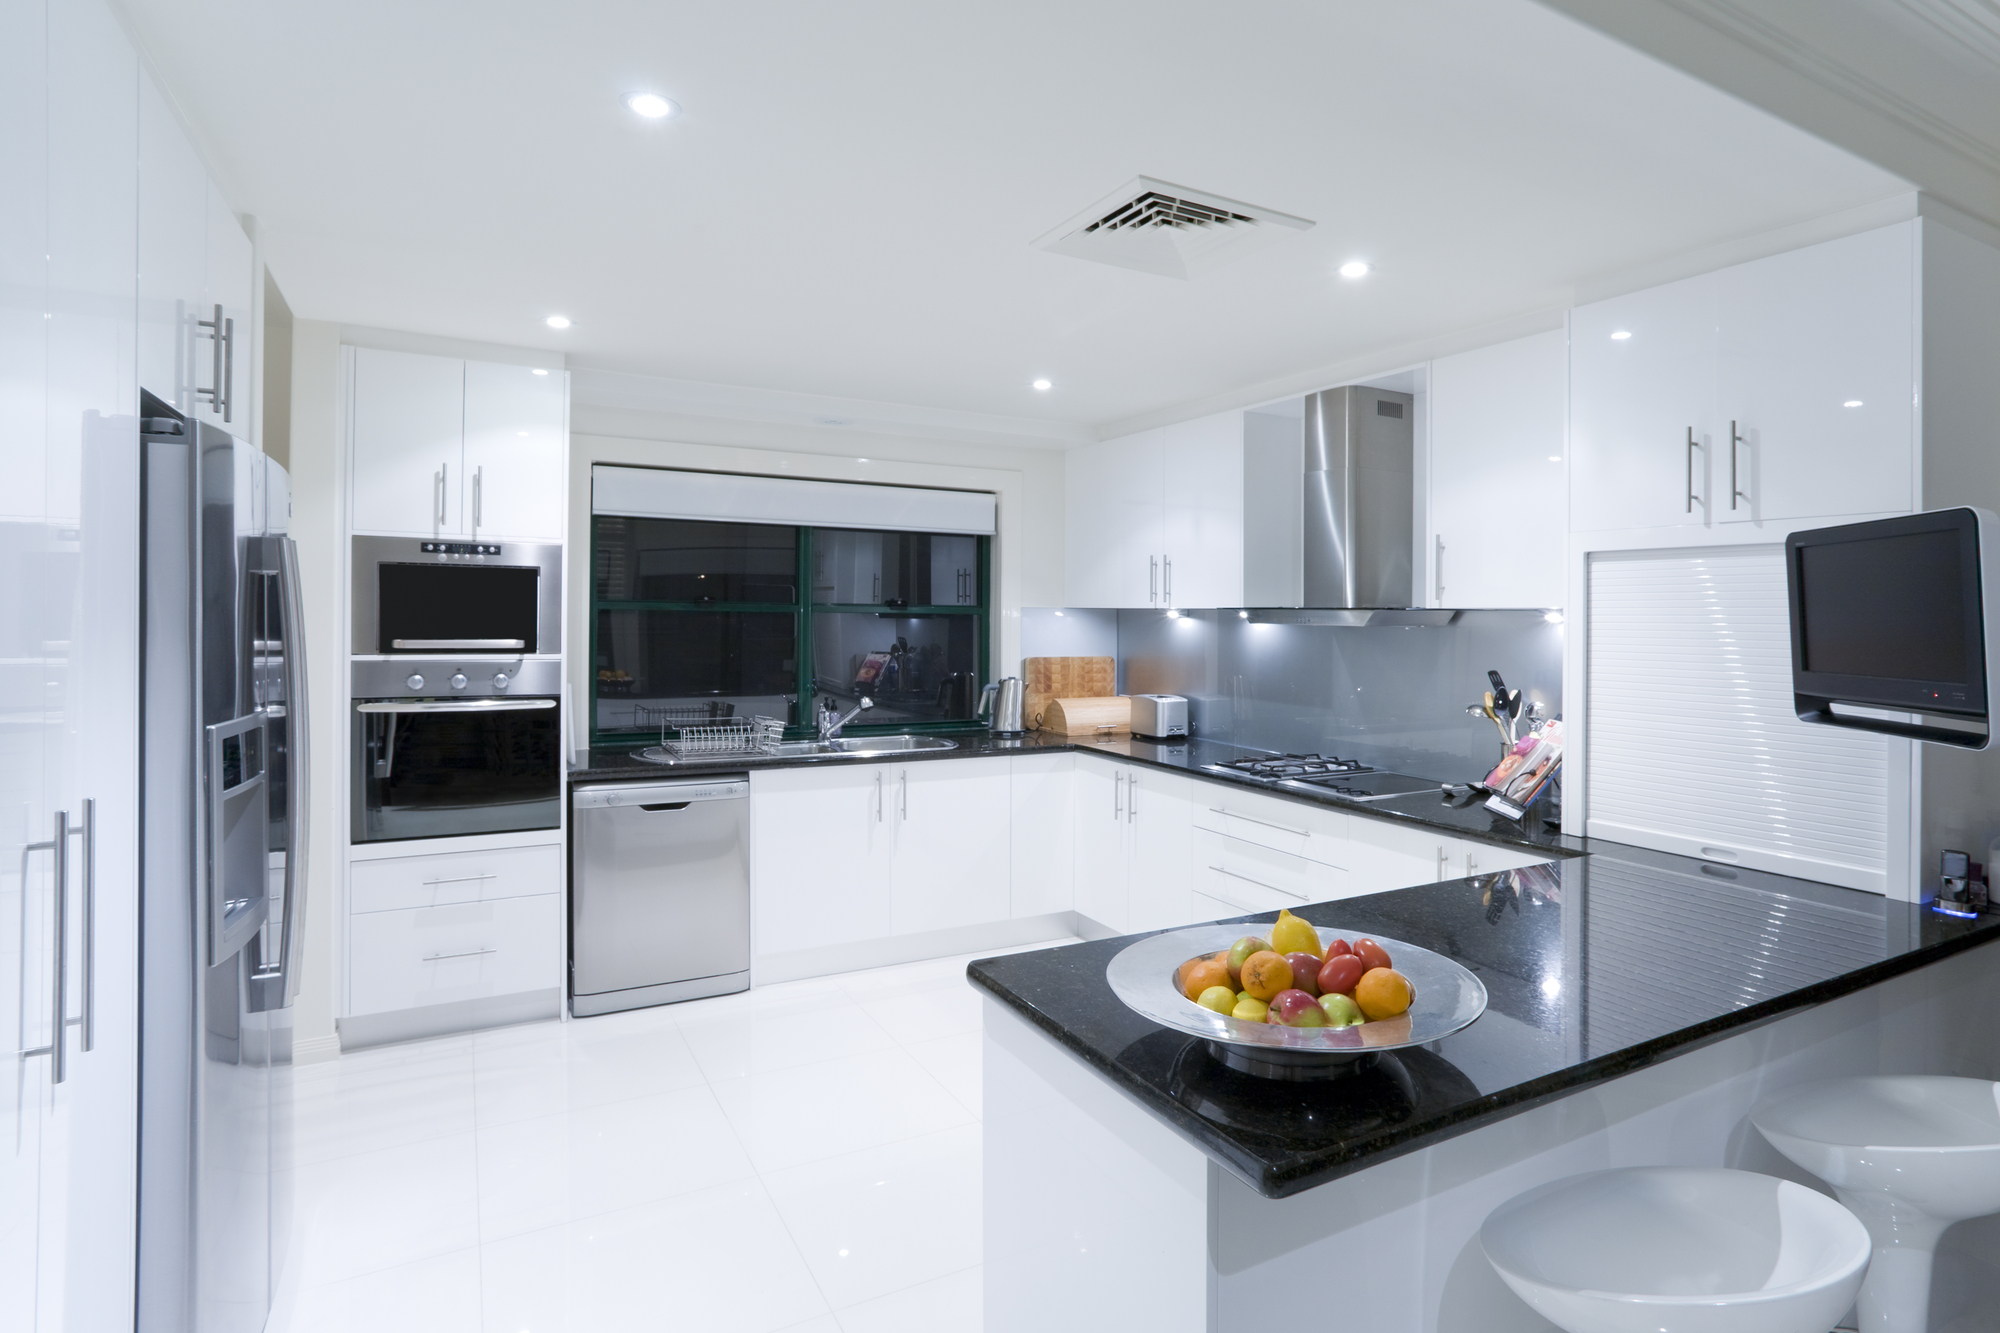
{"left": 1040, "top": 696, "right": 1131, "bottom": 737}
{"left": 1024, "top": 656, "right": 1115, "bottom": 729}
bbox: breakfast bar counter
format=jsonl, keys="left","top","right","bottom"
{"left": 968, "top": 844, "right": 2000, "bottom": 1332}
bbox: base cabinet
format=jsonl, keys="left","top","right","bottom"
{"left": 750, "top": 765, "right": 893, "bottom": 956}
{"left": 1009, "top": 754, "right": 1075, "bottom": 918}
{"left": 888, "top": 758, "right": 1013, "bottom": 934}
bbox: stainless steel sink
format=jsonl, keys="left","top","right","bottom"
{"left": 827, "top": 735, "right": 958, "bottom": 756}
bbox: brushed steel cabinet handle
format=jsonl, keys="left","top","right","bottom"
{"left": 422, "top": 947, "right": 496, "bottom": 962}
{"left": 1686, "top": 427, "right": 1702, "bottom": 513}
{"left": 196, "top": 303, "right": 232, "bottom": 420}
{"left": 1731, "top": 421, "right": 1748, "bottom": 511}
{"left": 1206, "top": 865, "right": 1306, "bottom": 901}
{"left": 1149, "top": 556, "right": 1158, "bottom": 604}
{"left": 1128, "top": 773, "right": 1138, "bottom": 823}
{"left": 472, "top": 465, "right": 483, "bottom": 535}
{"left": 435, "top": 465, "right": 446, "bottom": 528}
{"left": 899, "top": 770, "right": 908, "bottom": 820}
{"left": 1208, "top": 807, "right": 1310, "bottom": 838}
{"left": 1437, "top": 844, "right": 1448, "bottom": 881}
{"left": 421, "top": 873, "right": 496, "bottom": 887}
{"left": 222, "top": 317, "right": 234, "bottom": 422}
{"left": 1434, "top": 534, "right": 1445, "bottom": 604}
{"left": 875, "top": 772, "right": 883, "bottom": 823}
{"left": 74, "top": 801, "right": 93, "bottom": 1052}
{"left": 1113, "top": 770, "right": 1122, "bottom": 818}
{"left": 1163, "top": 556, "right": 1171, "bottom": 606}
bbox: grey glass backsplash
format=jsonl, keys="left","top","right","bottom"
{"left": 1113, "top": 609, "right": 1563, "bottom": 783}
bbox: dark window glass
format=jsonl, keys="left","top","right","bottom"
{"left": 594, "top": 517, "right": 797, "bottom": 603}
{"left": 379, "top": 563, "right": 540, "bottom": 652}
{"left": 595, "top": 609, "right": 797, "bottom": 734}
{"left": 354, "top": 708, "right": 561, "bottom": 843}
{"left": 812, "top": 529, "right": 979, "bottom": 607}
{"left": 812, "top": 612, "right": 983, "bottom": 724}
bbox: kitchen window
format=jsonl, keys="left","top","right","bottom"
{"left": 590, "top": 516, "right": 989, "bottom": 745}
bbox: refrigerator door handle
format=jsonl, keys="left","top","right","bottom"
{"left": 255, "top": 538, "right": 311, "bottom": 1006}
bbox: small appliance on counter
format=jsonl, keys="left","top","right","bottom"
{"left": 1130, "top": 693, "right": 1188, "bottom": 739}
{"left": 978, "top": 676, "right": 1028, "bottom": 735}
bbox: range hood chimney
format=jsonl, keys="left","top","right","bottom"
{"left": 1245, "top": 385, "right": 1435, "bottom": 619}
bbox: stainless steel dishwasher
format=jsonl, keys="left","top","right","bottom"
{"left": 571, "top": 778, "right": 751, "bottom": 1016}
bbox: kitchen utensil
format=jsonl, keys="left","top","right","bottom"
{"left": 1105, "top": 924, "right": 1487, "bottom": 1081}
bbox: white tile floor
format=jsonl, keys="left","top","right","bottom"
{"left": 274, "top": 937, "right": 1077, "bottom": 1333}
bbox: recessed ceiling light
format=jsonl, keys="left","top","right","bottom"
{"left": 1053, "top": 610, "right": 1065, "bottom": 617}
{"left": 1032, "top": 378, "right": 1052, "bottom": 391}
{"left": 1548, "top": 455, "right": 1562, "bottom": 462}
{"left": 626, "top": 92, "right": 679, "bottom": 119}
{"left": 545, "top": 315, "right": 571, "bottom": 329}
{"left": 517, "top": 431, "right": 528, "bottom": 437}
{"left": 531, "top": 368, "right": 549, "bottom": 375}
{"left": 1338, "top": 261, "right": 1370, "bottom": 279}
{"left": 1843, "top": 399, "right": 1864, "bottom": 408}
{"left": 1610, "top": 330, "right": 1632, "bottom": 341}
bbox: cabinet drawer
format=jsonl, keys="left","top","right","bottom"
{"left": 1193, "top": 787, "right": 1348, "bottom": 866}
{"left": 349, "top": 894, "right": 560, "bottom": 1016}
{"left": 1193, "top": 829, "right": 1346, "bottom": 914}
{"left": 349, "top": 843, "right": 562, "bottom": 914}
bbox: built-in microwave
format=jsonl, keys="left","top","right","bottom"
{"left": 352, "top": 535, "right": 562, "bottom": 656}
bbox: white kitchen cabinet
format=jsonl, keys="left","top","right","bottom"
{"left": 1427, "top": 330, "right": 1568, "bottom": 608}
{"left": 196, "top": 178, "right": 254, "bottom": 441}
{"left": 1009, "top": 754, "right": 1075, "bottom": 918}
{"left": 1073, "top": 756, "right": 1131, "bottom": 931}
{"left": 888, "top": 758, "right": 1012, "bottom": 933}
{"left": 350, "top": 347, "right": 464, "bottom": 536}
{"left": 136, "top": 72, "right": 207, "bottom": 419}
{"left": 350, "top": 348, "right": 567, "bottom": 540}
{"left": 347, "top": 893, "right": 562, "bottom": 1016}
{"left": 1124, "top": 767, "right": 1193, "bottom": 932}
{"left": 1570, "top": 269, "right": 1718, "bottom": 532}
{"left": 1570, "top": 221, "right": 1919, "bottom": 537}
{"left": 1065, "top": 409, "right": 1243, "bottom": 609}
{"left": 464, "top": 359, "right": 567, "bottom": 541}
{"left": 348, "top": 842, "right": 562, "bottom": 914}
{"left": 750, "top": 764, "right": 892, "bottom": 955}
{"left": 1714, "top": 224, "right": 1915, "bottom": 525}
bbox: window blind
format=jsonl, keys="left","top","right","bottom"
{"left": 592, "top": 465, "right": 996, "bottom": 536}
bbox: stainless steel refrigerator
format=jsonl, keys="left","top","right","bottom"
{"left": 137, "top": 395, "right": 310, "bottom": 1333}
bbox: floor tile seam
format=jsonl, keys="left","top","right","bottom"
{"left": 687, "top": 1026, "right": 918, "bottom": 1089}
{"left": 471, "top": 1153, "right": 770, "bottom": 1248}
{"left": 466, "top": 1084, "right": 491, "bottom": 1330}
{"left": 291, "top": 1240, "right": 486, "bottom": 1302}
{"left": 468, "top": 1071, "right": 714, "bottom": 1132}
{"left": 827, "top": 1261, "right": 981, "bottom": 1318}
{"left": 753, "top": 1120, "right": 985, "bottom": 1196}
{"left": 875, "top": 1032, "right": 983, "bottom": 1123}
{"left": 755, "top": 1161, "right": 849, "bottom": 1323}
{"left": 289, "top": 1119, "right": 483, "bottom": 1172}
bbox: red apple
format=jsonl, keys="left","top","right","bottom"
{"left": 1283, "top": 953, "right": 1323, "bottom": 996}
{"left": 1267, "top": 989, "right": 1330, "bottom": 1027}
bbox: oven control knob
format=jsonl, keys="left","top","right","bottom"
{"left": 450, "top": 672, "right": 468, "bottom": 691}
{"left": 493, "top": 672, "right": 511, "bottom": 690}
{"left": 405, "top": 673, "right": 425, "bottom": 691}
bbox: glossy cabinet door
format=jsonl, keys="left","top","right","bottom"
{"left": 1569, "top": 270, "right": 1718, "bottom": 532}
{"left": 1158, "top": 412, "right": 1244, "bottom": 609}
{"left": 349, "top": 348, "right": 464, "bottom": 536}
{"left": 136, "top": 72, "right": 207, "bottom": 418}
{"left": 1008, "top": 754, "right": 1075, "bottom": 918}
{"left": 749, "top": 765, "right": 891, "bottom": 956}
{"left": 1065, "top": 431, "right": 1163, "bottom": 608}
{"left": 1123, "top": 768, "right": 1192, "bottom": 931}
{"left": 463, "top": 361, "right": 566, "bottom": 541}
{"left": 193, "top": 180, "right": 253, "bottom": 442}
{"left": 1715, "top": 222, "right": 1916, "bottom": 525}
{"left": 888, "top": 758, "right": 1012, "bottom": 934}
{"left": 1428, "top": 330, "right": 1567, "bottom": 608}
{"left": 1072, "top": 757, "right": 1129, "bottom": 932}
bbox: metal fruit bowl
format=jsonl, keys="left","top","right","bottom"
{"left": 1105, "top": 924, "right": 1487, "bottom": 1081}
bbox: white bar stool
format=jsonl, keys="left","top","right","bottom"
{"left": 1752, "top": 1076, "right": 2000, "bottom": 1333}
{"left": 1480, "top": 1166, "right": 1871, "bottom": 1333}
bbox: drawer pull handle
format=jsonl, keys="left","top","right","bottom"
{"left": 422, "top": 873, "right": 496, "bottom": 887}
{"left": 422, "top": 947, "right": 497, "bottom": 962}
{"left": 1208, "top": 808, "right": 1310, "bottom": 838}
{"left": 1205, "top": 866, "right": 1306, "bottom": 900}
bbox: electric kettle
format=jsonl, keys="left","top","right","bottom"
{"left": 977, "top": 677, "right": 1027, "bottom": 736}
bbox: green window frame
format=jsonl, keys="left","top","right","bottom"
{"left": 588, "top": 516, "right": 991, "bottom": 749}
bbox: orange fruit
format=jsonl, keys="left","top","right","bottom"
{"left": 1238, "top": 951, "right": 1294, "bottom": 1001}
{"left": 1354, "top": 967, "right": 1412, "bottom": 1021}
{"left": 1181, "top": 957, "right": 1232, "bottom": 1002}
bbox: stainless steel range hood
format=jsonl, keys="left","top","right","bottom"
{"left": 1244, "top": 384, "right": 1444, "bottom": 619}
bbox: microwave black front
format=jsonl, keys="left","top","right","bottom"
{"left": 353, "top": 535, "right": 562, "bottom": 655}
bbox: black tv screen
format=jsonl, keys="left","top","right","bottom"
{"left": 1788, "top": 509, "right": 1986, "bottom": 717}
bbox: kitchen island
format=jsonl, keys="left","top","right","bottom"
{"left": 969, "top": 846, "right": 2000, "bottom": 1332}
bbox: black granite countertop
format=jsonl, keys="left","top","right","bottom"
{"left": 571, "top": 732, "right": 1584, "bottom": 860}
{"left": 967, "top": 843, "right": 2000, "bottom": 1199}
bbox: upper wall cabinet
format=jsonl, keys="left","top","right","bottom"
{"left": 1570, "top": 221, "right": 1916, "bottom": 535}
{"left": 349, "top": 348, "right": 567, "bottom": 541}
{"left": 1065, "top": 410, "right": 1244, "bottom": 609}
{"left": 1426, "top": 329, "right": 1567, "bottom": 609}
{"left": 138, "top": 72, "right": 254, "bottom": 443}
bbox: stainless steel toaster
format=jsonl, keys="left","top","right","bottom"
{"left": 1129, "top": 693, "right": 1188, "bottom": 739}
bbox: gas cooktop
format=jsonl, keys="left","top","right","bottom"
{"left": 1204, "top": 753, "right": 1440, "bottom": 804}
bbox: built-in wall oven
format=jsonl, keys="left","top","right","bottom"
{"left": 352, "top": 534, "right": 562, "bottom": 656}
{"left": 351, "top": 657, "right": 564, "bottom": 843}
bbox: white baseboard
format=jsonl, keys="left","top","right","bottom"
{"left": 755, "top": 912, "right": 1080, "bottom": 985}
{"left": 292, "top": 1034, "right": 343, "bottom": 1066}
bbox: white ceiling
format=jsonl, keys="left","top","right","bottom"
{"left": 121, "top": 0, "right": 1910, "bottom": 440}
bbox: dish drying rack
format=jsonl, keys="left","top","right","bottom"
{"left": 653, "top": 714, "right": 786, "bottom": 758}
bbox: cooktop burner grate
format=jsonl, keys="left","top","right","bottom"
{"left": 1210, "top": 752, "right": 1375, "bottom": 780}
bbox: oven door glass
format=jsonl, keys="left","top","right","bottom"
{"left": 377, "top": 562, "right": 541, "bottom": 653}
{"left": 353, "top": 701, "right": 561, "bottom": 843}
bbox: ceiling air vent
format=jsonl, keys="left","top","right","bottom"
{"left": 1033, "top": 176, "right": 1314, "bottom": 280}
